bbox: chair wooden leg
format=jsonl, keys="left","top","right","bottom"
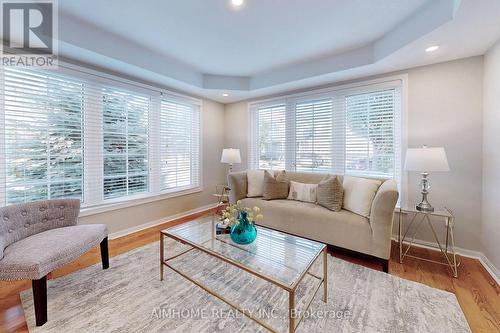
{"left": 32, "top": 276, "right": 47, "bottom": 326}
{"left": 100, "top": 237, "right": 109, "bottom": 269}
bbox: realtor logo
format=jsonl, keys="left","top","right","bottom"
{"left": 1, "top": 0, "right": 58, "bottom": 67}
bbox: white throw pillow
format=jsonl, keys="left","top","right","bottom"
{"left": 247, "top": 170, "right": 265, "bottom": 197}
{"left": 288, "top": 181, "right": 318, "bottom": 203}
{"left": 342, "top": 176, "right": 382, "bottom": 217}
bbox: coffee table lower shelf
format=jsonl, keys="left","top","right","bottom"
{"left": 160, "top": 233, "right": 328, "bottom": 333}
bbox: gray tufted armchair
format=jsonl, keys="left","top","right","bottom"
{"left": 0, "top": 199, "right": 109, "bottom": 326}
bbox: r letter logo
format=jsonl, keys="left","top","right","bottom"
{"left": 1, "top": 0, "right": 58, "bottom": 68}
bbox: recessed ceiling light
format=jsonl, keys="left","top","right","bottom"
{"left": 425, "top": 45, "right": 439, "bottom": 53}
{"left": 231, "top": 0, "right": 244, "bottom": 7}
{"left": 222, "top": 93, "right": 229, "bottom": 97}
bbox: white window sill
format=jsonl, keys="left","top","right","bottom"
{"left": 79, "top": 187, "right": 203, "bottom": 217}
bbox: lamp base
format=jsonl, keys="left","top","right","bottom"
{"left": 416, "top": 172, "right": 434, "bottom": 213}
{"left": 416, "top": 202, "right": 434, "bottom": 213}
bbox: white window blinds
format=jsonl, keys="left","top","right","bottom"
{"left": 102, "top": 88, "right": 149, "bottom": 200}
{"left": 345, "top": 89, "right": 399, "bottom": 178}
{"left": 0, "top": 66, "right": 202, "bottom": 208}
{"left": 250, "top": 104, "right": 286, "bottom": 170}
{"left": 294, "top": 98, "right": 333, "bottom": 172}
{"left": 159, "top": 99, "right": 200, "bottom": 192}
{"left": 1, "top": 67, "right": 84, "bottom": 204}
{"left": 249, "top": 81, "right": 403, "bottom": 184}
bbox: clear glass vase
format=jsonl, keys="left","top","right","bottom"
{"left": 230, "top": 211, "right": 257, "bottom": 244}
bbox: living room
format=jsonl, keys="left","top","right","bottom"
{"left": 0, "top": 0, "right": 499, "bottom": 332}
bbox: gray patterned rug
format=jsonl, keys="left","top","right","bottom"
{"left": 20, "top": 239, "right": 470, "bottom": 333}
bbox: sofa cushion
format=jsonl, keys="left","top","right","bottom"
{"left": 317, "top": 176, "right": 343, "bottom": 211}
{"left": 0, "top": 224, "right": 107, "bottom": 281}
{"left": 263, "top": 170, "right": 289, "bottom": 200}
{"left": 342, "top": 176, "right": 382, "bottom": 217}
{"left": 247, "top": 170, "right": 265, "bottom": 197}
{"left": 287, "top": 181, "right": 317, "bottom": 203}
{"left": 241, "top": 197, "right": 372, "bottom": 254}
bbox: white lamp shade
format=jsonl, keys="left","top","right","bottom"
{"left": 404, "top": 147, "right": 450, "bottom": 172}
{"left": 221, "top": 148, "right": 241, "bottom": 164}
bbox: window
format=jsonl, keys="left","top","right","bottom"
{"left": 2, "top": 67, "right": 84, "bottom": 204}
{"left": 0, "top": 66, "right": 202, "bottom": 209}
{"left": 294, "top": 98, "right": 333, "bottom": 172}
{"left": 102, "top": 88, "right": 149, "bottom": 200}
{"left": 160, "top": 99, "right": 200, "bottom": 191}
{"left": 345, "top": 90, "right": 397, "bottom": 178}
{"left": 249, "top": 81, "right": 403, "bottom": 183}
{"left": 250, "top": 104, "right": 286, "bottom": 170}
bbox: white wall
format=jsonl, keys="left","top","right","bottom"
{"left": 80, "top": 99, "right": 226, "bottom": 235}
{"left": 482, "top": 40, "right": 500, "bottom": 270}
{"left": 224, "top": 101, "right": 249, "bottom": 173}
{"left": 223, "top": 57, "right": 484, "bottom": 253}
{"left": 404, "top": 57, "right": 483, "bottom": 251}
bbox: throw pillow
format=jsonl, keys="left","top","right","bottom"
{"left": 262, "top": 170, "right": 289, "bottom": 200}
{"left": 342, "top": 176, "right": 382, "bottom": 217}
{"left": 287, "top": 181, "right": 318, "bottom": 203}
{"left": 247, "top": 170, "right": 265, "bottom": 197}
{"left": 317, "top": 176, "right": 343, "bottom": 211}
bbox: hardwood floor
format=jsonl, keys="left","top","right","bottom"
{"left": 1, "top": 210, "right": 498, "bottom": 333}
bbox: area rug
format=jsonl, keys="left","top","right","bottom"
{"left": 20, "top": 238, "right": 470, "bottom": 332}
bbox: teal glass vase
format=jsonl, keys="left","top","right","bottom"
{"left": 230, "top": 211, "right": 257, "bottom": 244}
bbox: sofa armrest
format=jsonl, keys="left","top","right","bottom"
{"left": 227, "top": 171, "right": 247, "bottom": 203}
{"left": 369, "top": 179, "right": 399, "bottom": 259}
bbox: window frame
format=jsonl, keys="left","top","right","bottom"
{"left": 248, "top": 75, "right": 408, "bottom": 206}
{"left": 0, "top": 62, "right": 204, "bottom": 216}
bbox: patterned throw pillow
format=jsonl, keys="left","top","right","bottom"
{"left": 317, "top": 176, "right": 343, "bottom": 211}
{"left": 262, "top": 170, "right": 289, "bottom": 200}
{"left": 287, "top": 181, "right": 318, "bottom": 203}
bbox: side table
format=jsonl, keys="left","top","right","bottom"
{"left": 212, "top": 184, "right": 230, "bottom": 224}
{"left": 213, "top": 184, "right": 230, "bottom": 206}
{"left": 398, "top": 206, "right": 460, "bottom": 278}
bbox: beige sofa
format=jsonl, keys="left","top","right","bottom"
{"left": 227, "top": 171, "right": 399, "bottom": 272}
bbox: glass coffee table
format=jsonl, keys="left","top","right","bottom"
{"left": 160, "top": 217, "right": 327, "bottom": 333}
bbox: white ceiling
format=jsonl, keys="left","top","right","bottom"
{"left": 59, "top": 0, "right": 428, "bottom": 76}
{"left": 56, "top": 0, "right": 500, "bottom": 103}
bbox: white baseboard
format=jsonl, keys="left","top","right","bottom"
{"left": 108, "top": 203, "right": 217, "bottom": 240}
{"left": 476, "top": 253, "right": 500, "bottom": 286}
{"left": 391, "top": 236, "right": 500, "bottom": 285}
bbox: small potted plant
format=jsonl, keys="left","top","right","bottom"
{"left": 222, "top": 200, "right": 263, "bottom": 244}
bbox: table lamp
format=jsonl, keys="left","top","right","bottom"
{"left": 404, "top": 146, "right": 450, "bottom": 212}
{"left": 221, "top": 148, "right": 241, "bottom": 174}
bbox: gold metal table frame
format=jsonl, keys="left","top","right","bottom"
{"left": 398, "top": 206, "right": 460, "bottom": 278}
{"left": 160, "top": 220, "right": 328, "bottom": 333}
